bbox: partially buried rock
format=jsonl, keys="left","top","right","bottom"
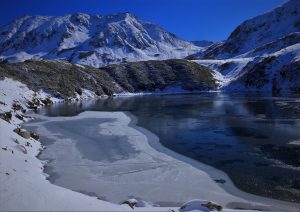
{"left": 0, "top": 112, "right": 12, "bottom": 122}
{"left": 12, "top": 102, "right": 23, "bottom": 111}
{"left": 14, "top": 128, "right": 31, "bottom": 139}
{"left": 180, "top": 199, "right": 222, "bottom": 212}
{"left": 27, "top": 101, "right": 38, "bottom": 110}
{"left": 122, "top": 199, "right": 138, "bottom": 209}
{"left": 121, "top": 198, "right": 152, "bottom": 209}
{"left": 15, "top": 114, "right": 24, "bottom": 120}
{"left": 30, "top": 131, "right": 40, "bottom": 141}
{"left": 41, "top": 97, "right": 53, "bottom": 106}
{"left": 202, "top": 201, "right": 222, "bottom": 211}
{"left": 32, "top": 97, "right": 41, "bottom": 106}
{"left": 27, "top": 97, "right": 42, "bottom": 110}
{"left": 19, "top": 130, "right": 31, "bottom": 139}
{"left": 13, "top": 128, "right": 21, "bottom": 134}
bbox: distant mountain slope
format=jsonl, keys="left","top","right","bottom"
{"left": 224, "top": 43, "right": 300, "bottom": 93}
{"left": 238, "top": 32, "right": 300, "bottom": 58}
{"left": 195, "top": 41, "right": 300, "bottom": 93}
{"left": 189, "top": 0, "right": 300, "bottom": 94}
{"left": 0, "top": 13, "right": 200, "bottom": 67}
{"left": 204, "top": 0, "right": 300, "bottom": 59}
{"left": 0, "top": 59, "right": 216, "bottom": 98}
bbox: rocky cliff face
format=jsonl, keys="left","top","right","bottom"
{"left": 0, "top": 13, "right": 200, "bottom": 67}
{"left": 0, "top": 59, "right": 216, "bottom": 98}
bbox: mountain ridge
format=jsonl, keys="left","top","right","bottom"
{"left": 0, "top": 12, "right": 200, "bottom": 67}
{"left": 203, "top": 0, "right": 300, "bottom": 59}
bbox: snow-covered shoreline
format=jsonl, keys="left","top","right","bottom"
{"left": 0, "top": 78, "right": 135, "bottom": 211}
{"left": 1, "top": 78, "right": 300, "bottom": 211}
{"left": 22, "top": 111, "right": 271, "bottom": 209}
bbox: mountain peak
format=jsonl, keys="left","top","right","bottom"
{"left": 0, "top": 12, "right": 200, "bottom": 67}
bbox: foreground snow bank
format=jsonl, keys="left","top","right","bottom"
{"left": 0, "top": 78, "right": 157, "bottom": 211}
{"left": 0, "top": 78, "right": 127, "bottom": 211}
{"left": 0, "top": 78, "right": 62, "bottom": 113}
{"left": 0, "top": 118, "right": 134, "bottom": 211}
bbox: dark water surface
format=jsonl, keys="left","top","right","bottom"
{"left": 40, "top": 93, "right": 300, "bottom": 202}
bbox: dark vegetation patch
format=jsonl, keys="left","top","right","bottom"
{"left": 102, "top": 59, "right": 216, "bottom": 93}
{"left": 0, "top": 60, "right": 119, "bottom": 98}
{"left": 0, "top": 59, "right": 216, "bottom": 99}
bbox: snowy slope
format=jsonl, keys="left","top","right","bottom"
{"left": 0, "top": 13, "right": 200, "bottom": 67}
{"left": 224, "top": 43, "right": 300, "bottom": 92}
{"left": 204, "top": 0, "right": 300, "bottom": 59}
{"left": 196, "top": 42, "right": 300, "bottom": 93}
{"left": 239, "top": 32, "right": 300, "bottom": 58}
{"left": 195, "top": 57, "right": 253, "bottom": 87}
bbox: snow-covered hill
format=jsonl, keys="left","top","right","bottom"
{"left": 0, "top": 13, "right": 200, "bottom": 67}
{"left": 204, "top": 0, "right": 300, "bottom": 59}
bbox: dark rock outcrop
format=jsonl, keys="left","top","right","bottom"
{"left": 0, "top": 112, "right": 12, "bottom": 122}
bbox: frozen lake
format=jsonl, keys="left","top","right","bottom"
{"left": 24, "top": 93, "right": 300, "bottom": 210}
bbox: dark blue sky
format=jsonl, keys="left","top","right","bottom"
{"left": 0, "top": 0, "right": 285, "bottom": 41}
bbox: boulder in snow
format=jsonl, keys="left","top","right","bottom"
{"left": 14, "top": 128, "right": 31, "bottom": 139}
{"left": 180, "top": 199, "right": 222, "bottom": 212}
{"left": 12, "top": 102, "right": 23, "bottom": 111}
{"left": 0, "top": 111, "right": 12, "bottom": 122}
{"left": 41, "top": 97, "right": 53, "bottom": 106}
{"left": 122, "top": 198, "right": 138, "bottom": 209}
{"left": 30, "top": 131, "right": 40, "bottom": 141}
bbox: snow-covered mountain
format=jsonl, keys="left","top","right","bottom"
{"left": 0, "top": 13, "right": 200, "bottom": 67}
{"left": 204, "top": 0, "right": 300, "bottom": 59}
{"left": 192, "top": 0, "right": 300, "bottom": 93}
{"left": 1, "top": 1, "right": 299, "bottom": 94}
